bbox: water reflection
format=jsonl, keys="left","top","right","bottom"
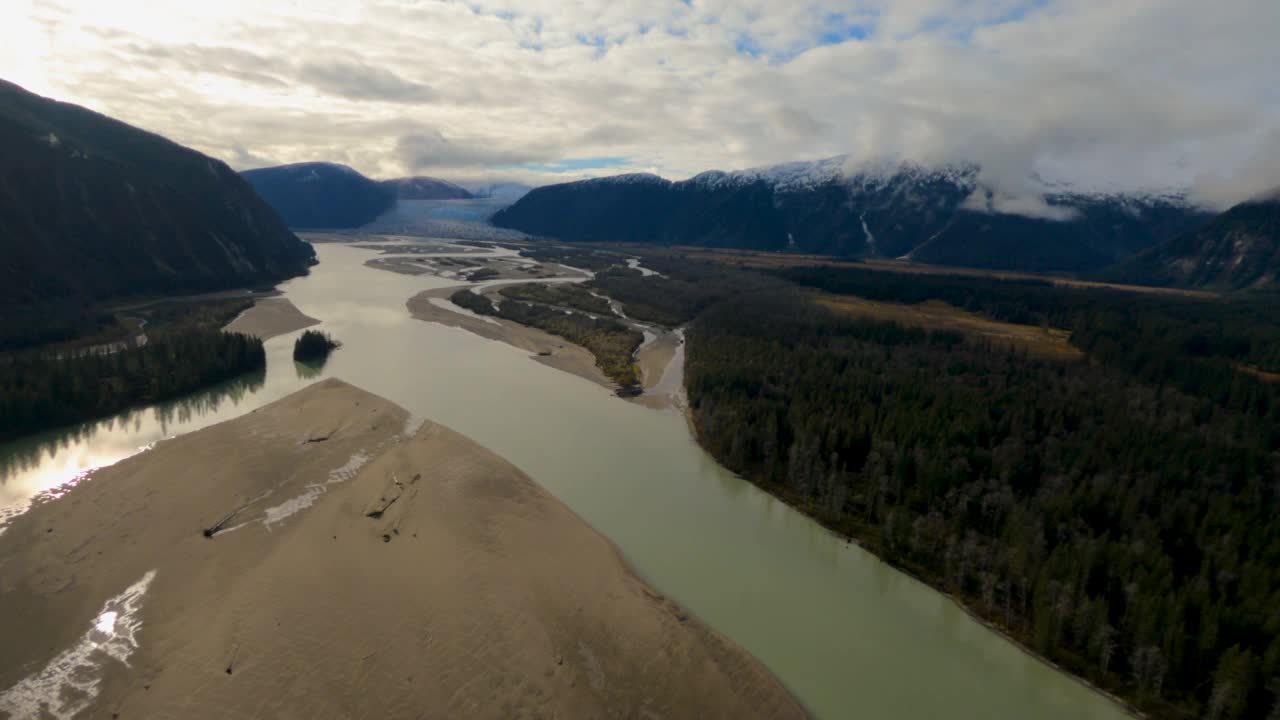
{"left": 0, "top": 367, "right": 270, "bottom": 529}
{"left": 294, "top": 358, "right": 328, "bottom": 380}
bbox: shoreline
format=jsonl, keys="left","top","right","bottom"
{"left": 223, "top": 297, "right": 320, "bottom": 340}
{"left": 407, "top": 286, "right": 616, "bottom": 390}
{"left": 683, "top": 408, "right": 1144, "bottom": 720}
{"left": 0, "top": 379, "right": 806, "bottom": 718}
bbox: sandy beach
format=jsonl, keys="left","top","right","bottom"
{"left": 223, "top": 298, "right": 320, "bottom": 340}
{"left": 407, "top": 287, "right": 615, "bottom": 390}
{"left": 0, "top": 379, "right": 804, "bottom": 719}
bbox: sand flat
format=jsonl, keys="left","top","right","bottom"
{"left": 0, "top": 380, "right": 804, "bottom": 719}
{"left": 407, "top": 287, "right": 614, "bottom": 390}
{"left": 636, "top": 331, "right": 678, "bottom": 390}
{"left": 223, "top": 298, "right": 320, "bottom": 340}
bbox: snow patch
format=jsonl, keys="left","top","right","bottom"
{"left": 860, "top": 213, "right": 877, "bottom": 255}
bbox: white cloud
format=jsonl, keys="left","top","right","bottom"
{"left": 2, "top": 0, "right": 1276, "bottom": 209}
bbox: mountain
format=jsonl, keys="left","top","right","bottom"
{"left": 491, "top": 157, "right": 1210, "bottom": 273}
{"left": 241, "top": 162, "right": 396, "bottom": 229}
{"left": 0, "top": 79, "right": 315, "bottom": 337}
{"left": 382, "top": 176, "right": 473, "bottom": 200}
{"left": 1109, "top": 193, "right": 1280, "bottom": 290}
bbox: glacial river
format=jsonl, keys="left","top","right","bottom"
{"left": 0, "top": 241, "right": 1130, "bottom": 719}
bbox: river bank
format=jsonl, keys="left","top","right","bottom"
{"left": 0, "top": 379, "right": 805, "bottom": 719}
{"left": 407, "top": 286, "right": 613, "bottom": 389}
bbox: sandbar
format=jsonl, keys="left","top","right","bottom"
{"left": 0, "top": 379, "right": 804, "bottom": 719}
{"left": 223, "top": 298, "right": 320, "bottom": 340}
{"left": 407, "top": 287, "right": 614, "bottom": 390}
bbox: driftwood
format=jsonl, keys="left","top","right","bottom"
{"left": 202, "top": 491, "right": 271, "bottom": 538}
{"left": 202, "top": 510, "right": 238, "bottom": 538}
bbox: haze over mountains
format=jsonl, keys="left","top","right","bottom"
{"left": 240, "top": 162, "right": 397, "bottom": 230}
{"left": 240, "top": 162, "right": 495, "bottom": 229}
{"left": 0, "top": 80, "right": 314, "bottom": 340}
{"left": 492, "top": 157, "right": 1215, "bottom": 275}
{"left": 383, "top": 176, "right": 473, "bottom": 200}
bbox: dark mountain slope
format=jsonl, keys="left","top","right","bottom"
{"left": 0, "top": 79, "right": 314, "bottom": 342}
{"left": 492, "top": 158, "right": 1209, "bottom": 274}
{"left": 382, "top": 176, "right": 473, "bottom": 200}
{"left": 1109, "top": 195, "right": 1280, "bottom": 289}
{"left": 241, "top": 162, "right": 396, "bottom": 229}
{"left": 913, "top": 195, "right": 1210, "bottom": 272}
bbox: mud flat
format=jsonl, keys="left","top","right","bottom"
{"left": 0, "top": 379, "right": 804, "bottom": 719}
{"left": 223, "top": 298, "right": 320, "bottom": 340}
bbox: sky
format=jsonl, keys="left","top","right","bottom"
{"left": 3, "top": 0, "right": 1278, "bottom": 208}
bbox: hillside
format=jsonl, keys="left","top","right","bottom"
{"left": 1110, "top": 195, "right": 1280, "bottom": 290}
{"left": 382, "top": 176, "right": 473, "bottom": 200}
{"left": 0, "top": 80, "right": 315, "bottom": 346}
{"left": 241, "top": 162, "right": 396, "bottom": 229}
{"left": 491, "top": 158, "right": 1209, "bottom": 273}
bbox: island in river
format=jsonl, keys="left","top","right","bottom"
{"left": 0, "top": 379, "right": 805, "bottom": 719}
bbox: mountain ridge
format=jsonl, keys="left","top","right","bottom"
{"left": 241, "top": 162, "right": 397, "bottom": 229}
{"left": 1108, "top": 195, "right": 1280, "bottom": 290}
{"left": 0, "top": 79, "right": 315, "bottom": 344}
{"left": 492, "top": 157, "right": 1211, "bottom": 273}
{"left": 382, "top": 176, "right": 473, "bottom": 200}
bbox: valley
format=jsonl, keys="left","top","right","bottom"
{"left": 0, "top": 238, "right": 1138, "bottom": 720}
{"left": 3, "top": 21, "right": 1279, "bottom": 715}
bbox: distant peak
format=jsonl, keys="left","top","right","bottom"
{"left": 574, "top": 173, "right": 669, "bottom": 187}
{"left": 686, "top": 155, "right": 982, "bottom": 193}
{"left": 245, "top": 161, "right": 364, "bottom": 177}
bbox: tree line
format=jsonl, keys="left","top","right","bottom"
{"left": 0, "top": 329, "right": 265, "bottom": 443}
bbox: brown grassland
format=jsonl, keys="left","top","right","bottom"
{"left": 813, "top": 294, "right": 1084, "bottom": 360}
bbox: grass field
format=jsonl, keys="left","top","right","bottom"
{"left": 815, "top": 294, "right": 1084, "bottom": 361}
{"left": 639, "top": 246, "right": 1218, "bottom": 300}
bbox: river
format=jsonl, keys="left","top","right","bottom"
{"left": 0, "top": 241, "right": 1130, "bottom": 719}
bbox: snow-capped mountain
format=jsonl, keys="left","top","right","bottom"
{"left": 492, "top": 157, "right": 1212, "bottom": 273}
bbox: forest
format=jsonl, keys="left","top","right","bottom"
{"left": 497, "top": 283, "right": 615, "bottom": 315}
{"left": 0, "top": 329, "right": 264, "bottom": 443}
{"left": 585, "top": 252, "right": 1280, "bottom": 719}
{"left": 293, "top": 329, "right": 340, "bottom": 362}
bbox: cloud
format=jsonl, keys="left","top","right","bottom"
{"left": 1, "top": 0, "right": 1275, "bottom": 209}
{"left": 962, "top": 188, "right": 1078, "bottom": 221}
{"left": 1190, "top": 129, "right": 1280, "bottom": 209}
{"left": 297, "top": 61, "right": 437, "bottom": 104}
{"left": 396, "top": 129, "right": 560, "bottom": 171}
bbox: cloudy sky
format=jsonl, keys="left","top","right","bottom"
{"left": 3, "top": 0, "right": 1278, "bottom": 206}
